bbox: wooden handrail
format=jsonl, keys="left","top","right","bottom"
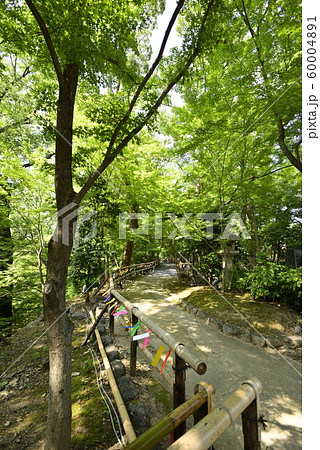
{"left": 168, "top": 377, "right": 263, "bottom": 449}
{"left": 93, "top": 260, "right": 158, "bottom": 297}
{"left": 125, "top": 383, "right": 215, "bottom": 450}
{"left": 110, "top": 281, "right": 207, "bottom": 375}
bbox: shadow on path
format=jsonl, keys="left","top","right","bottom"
{"left": 115, "top": 263, "right": 302, "bottom": 449}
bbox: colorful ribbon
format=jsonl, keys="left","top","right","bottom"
{"left": 142, "top": 329, "right": 151, "bottom": 348}
{"left": 152, "top": 345, "right": 165, "bottom": 367}
{"left": 160, "top": 350, "right": 171, "bottom": 374}
{"left": 132, "top": 331, "right": 150, "bottom": 341}
{"left": 113, "top": 309, "right": 128, "bottom": 316}
{"left": 130, "top": 320, "right": 141, "bottom": 336}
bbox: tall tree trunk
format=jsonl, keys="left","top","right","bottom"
{"left": 122, "top": 240, "right": 134, "bottom": 267}
{"left": 43, "top": 64, "right": 78, "bottom": 450}
{"left": 0, "top": 181, "right": 13, "bottom": 336}
{"left": 44, "top": 237, "right": 74, "bottom": 449}
{"left": 247, "top": 205, "right": 260, "bottom": 254}
{"left": 122, "top": 212, "right": 138, "bottom": 267}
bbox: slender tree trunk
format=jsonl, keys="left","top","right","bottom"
{"left": 248, "top": 205, "right": 260, "bottom": 254}
{"left": 43, "top": 237, "right": 74, "bottom": 449}
{"left": 43, "top": 63, "right": 78, "bottom": 450}
{"left": 0, "top": 180, "right": 13, "bottom": 336}
{"left": 122, "top": 212, "right": 138, "bottom": 267}
{"left": 122, "top": 240, "right": 134, "bottom": 267}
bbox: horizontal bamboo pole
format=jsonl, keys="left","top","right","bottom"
{"left": 168, "top": 377, "right": 262, "bottom": 449}
{"left": 112, "top": 266, "right": 154, "bottom": 285}
{"left": 126, "top": 385, "right": 215, "bottom": 450}
{"left": 117, "top": 314, "right": 173, "bottom": 387}
{"left": 89, "top": 310, "right": 137, "bottom": 444}
{"left": 93, "top": 261, "right": 158, "bottom": 296}
{"left": 117, "top": 261, "right": 157, "bottom": 271}
{"left": 110, "top": 288, "right": 207, "bottom": 375}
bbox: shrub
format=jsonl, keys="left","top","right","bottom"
{"left": 238, "top": 262, "right": 302, "bottom": 310}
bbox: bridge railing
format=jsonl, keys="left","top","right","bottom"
{"left": 106, "top": 276, "right": 207, "bottom": 440}
{"left": 125, "top": 377, "right": 263, "bottom": 449}
{"left": 84, "top": 263, "right": 263, "bottom": 448}
{"left": 92, "top": 260, "right": 159, "bottom": 298}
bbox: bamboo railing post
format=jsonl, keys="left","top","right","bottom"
{"left": 168, "top": 377, "right": 263, "bottom": 450}
{"left": 242, "top": 397, "right": 261, "bottom": 450}
{"left": 193, "top": 382, "right": 213, "bottom": 426}
{"left": 109, "top": 302, "right": 115, "bottom": 339}
{"left": 173, "top": 352, "right": 186, "bottom": 441}
{"left": 130, "top": 314, "right": 138, "bottom": 376}
{"left": 81, "top": 301, "right": 109, "bottom": 347}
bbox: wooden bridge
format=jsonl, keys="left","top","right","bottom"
{"left": 82, "top": 260, "right": 263, "bottom": 449}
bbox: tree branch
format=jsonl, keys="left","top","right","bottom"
{"left": 25, "top": 0, "right": 64, "bottom": 87}
{"left": 0, "top": 65, "right": 30, "bottom": 103}
{"left": 103, "top": 55, "right": 139, "bottom": 85}
{"left": 250, "top": 164, "right": 292, "bottom": 180}
{"left": 75, "top": 0, "right": 215, "bottom": 203}
{"left": 0, "top": 117, "right": 31, "bottom": 134}
{"left": 103, "top": 0, "right": 186, "bottom": 156}
{"left": 295, "top": 137, "right": 302, "bottom": 165}
{"left": 275, "top": 114, "right": 302, "bottom": 172}
{"left": 238, "top": 0, "right": 302, "bottom": 172}
{"left": 22, "top": 152, "right": 55, "bottom": 168}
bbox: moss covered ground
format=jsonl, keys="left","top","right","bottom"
{"left": 167, "top": 282, "right": 302, "bottom": 337}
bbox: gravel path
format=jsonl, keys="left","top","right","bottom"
{"left": 114, "top": 264, "right": 302, "bottom": 449}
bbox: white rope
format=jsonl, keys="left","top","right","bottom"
{"left": 85, "top": 315, "right": 126, "bottom": 447}
{"left": 87, "top": 344, "right": 125, "bottom": 447}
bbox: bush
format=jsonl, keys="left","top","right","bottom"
{"left": 238, "top": 262, "right": 302, "bottom": 310}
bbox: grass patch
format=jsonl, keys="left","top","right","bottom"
{"left": 171, "top": 284, "right": 302, "bottom": 336}
{"left": 147, "top": 377, "right": 172, "bottom": 415}
{"left": 0, "top": 299, "right": 120, "bottom": 449}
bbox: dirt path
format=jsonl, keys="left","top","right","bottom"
{"left": 113, "top": 264, "right": 302, "bottom": 449}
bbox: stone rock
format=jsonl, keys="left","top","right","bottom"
{"left": 239, "top": 329, "right": 252, "bottom": 342}
{"left": 90, "top": 295, "right": 105, "bottom": 304}
{"left": 285, "top": 348, "right": 296, "bottom": 356}
{"left": 180, "top": 301, "right": 188, "bottom": 310}
{"left": 205, "top": 316, "right": 218, "bottom": 329}
{"left": 266, "top": 335, "right": 285, "bottom": 349}
{"left": 284, "top": 335, "right": 302, "bottom": 348}
{"left": 101, "top": 335, "right": 113, "bottom": 348}
{"left": 118, "top": 375, "right": 138, "bottom": 401}
{"left": 110, "top": 360, "right": 126, "bottom": 380}
{"left": 94, "top": 309, "right": 107, "bottom": 323}
{"left": 71, "top": 372, "right": 80, "bottom": 377}
{"left": 196, "top": 310, "right": 208, "bottom": 321}
{"left": 104, "top": 344, "right": 119, "bottom": 361}
{"left": 251, "top": 333, "right": 266, "bottom": 347}
{"left": 71, "top": 312, "right": 87, "bottom": 320}
{"left": 97, "top": 323, "right": 107, "bottom": 335}
{"left": 191, "top": 307, "right": 198, "bottom": 315}
{"left": 185, "top": 304, "right": 194, "bottom": 312}
{"left": 128, "top": 402, "right": 150, "bottom": 429}
{"left": 222, "top": 323, "right": 239, "bottom": 336}
{"left": 295, "top": 326, "right": 302, "bottom": 336}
